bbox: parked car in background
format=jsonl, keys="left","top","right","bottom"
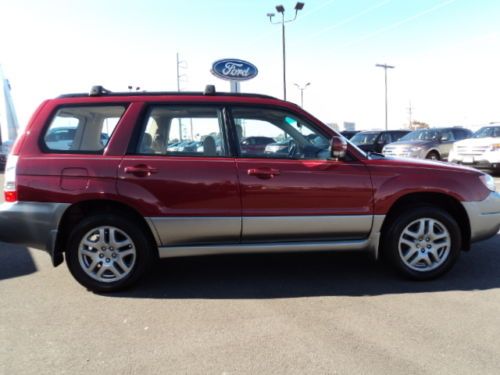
{"left": 449, "top": 124, "right": 500, "bottom": 173}
{"left": 1, "top": 86, "right": 499, "bottom": 292}
{"left": 340, "top": 130, "right": 359, "bottom": 139}
{"left": 240, "top": 136, "right": 275, "bottom": 155}
{"left": 350, "top": 130, "right": 410, "bottom": 153}
{"left": 382, "top": 127, "right": 472, "bottom": 160}
{"left": 0, "top": 140, "right": 14, "bottom": 171}
{"left": 45, "top": 127, "right": 110, "bottom": 151}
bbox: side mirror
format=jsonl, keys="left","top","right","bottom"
{"left": 330, "top": 136, "right": 347, "bottom": 160}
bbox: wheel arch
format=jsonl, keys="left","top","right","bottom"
{"left": 380, "top": 192, "right": 471, "bottom": 253}
{"left": 426, "top": 149, "right": 441, "bottom": 159}
{"left": 53, "top": 199, "right": 159, "bottom": 266}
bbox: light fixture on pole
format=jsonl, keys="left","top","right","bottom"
{"left": 375, "top": 63, "right": 395, "bottom": 130}
{"left": 267, "top": 2, "right": 305, "bottom": 101}
{"left": 294, "top": 82, "right": 310, "bottom": 107}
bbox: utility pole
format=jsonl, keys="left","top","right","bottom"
{"left": 375, "top": 63, "right": 395, "bottom": 130}
{"left": 176, "top": 52, "right": 188, "bottom": 92}
{"left": 407, "top": 101, "right": 413, "bottom": 129}
{"left": 176, "top": 53, "right": 188, "bottom": 139}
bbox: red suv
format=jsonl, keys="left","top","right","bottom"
{"left": 1, "top": 86, "right": 499, "bottom": 292}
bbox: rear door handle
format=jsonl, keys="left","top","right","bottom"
{"left": 124, "top": 165, "right": 158, "bottom": 177}
{"left": 247, "top": 168, "right": 280, "bottom": 179}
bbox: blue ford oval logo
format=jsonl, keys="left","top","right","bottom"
{"left": 211, "top": 59, "right": 258, "bottom": 81}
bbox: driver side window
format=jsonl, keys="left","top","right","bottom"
{"left": 231, "top": 107, "right": 329, "bottom": 160}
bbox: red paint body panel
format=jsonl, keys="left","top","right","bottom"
{"left": 16, "top": 155, "right": 122, "bottom": 203}
{"left": 117, "top": 156, "right": 241, "bottom": 216}
{"left": 364, "top": 158, "right": 489, "bottom": 215}
{"left": 237, "top": 158, "right": 373, "bottom": 216}
{"left": 12, "top": 93, "right": 490, "bottom": 220}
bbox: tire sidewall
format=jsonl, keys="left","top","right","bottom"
{"left": 426, "top": 151, "right": 440, "bottom": 160}
{"left": 66, "top": 214, "right": 154, "bottom": 292}
{"left": 384, "top": 206, "right": 461, "bottom": 280}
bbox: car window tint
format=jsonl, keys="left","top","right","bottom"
{"left": 440, "top": 130, "right": 455, "bottom": 141}
{"left": 231, "top": 107, "right": 330, "bottom": 160}
{"left": 43, "top": 105, "right": 125, "bottom": 152}
{"left": 378, "top": 133, "right": 390, "bottom": 144}
{"left": 137, "top": 106, "right": 227, "bottom": 157}
{"left": 453, "top": 128, "right": 469, "bottom": 140}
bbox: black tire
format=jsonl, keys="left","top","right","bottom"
{"left": 382, "top": 206, "right": 461, "bottom": 280}
{"left": 66, "top": 214, "right": 156, "bottom": 292}
{"left": 426, "top": 151, "right": 440, "bottom": 160}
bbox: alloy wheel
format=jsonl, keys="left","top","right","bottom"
{"left": 398, "top": 218, "right": 451, "bottom": 272}
{"left": 78, "top": 226, "right": 136, "bottom": 283}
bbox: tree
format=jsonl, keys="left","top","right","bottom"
{"left": 409, "top": 121, "right": 429, "bottom": 130}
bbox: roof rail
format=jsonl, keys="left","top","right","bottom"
{"left": 58, "top": 86, "right": 279, "bottom": 100}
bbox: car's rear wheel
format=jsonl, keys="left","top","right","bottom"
{"left": 426, "top": 151, "right": 440, "bottom": 160}
{"left": 383, "top": 206, "right": 461, "bottom": 280}
{"left": 66, "top": 214, "right": 155, "bottom": 292}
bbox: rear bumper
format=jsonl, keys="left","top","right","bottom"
{"left": 0, "top": 201, "right": 69, "bottom": 254}
{"left": 462, "top": 192, "right": 500, "bottom": 242}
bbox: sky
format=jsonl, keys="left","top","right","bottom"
{"left": 0, "top": 0, "right": 499, "bottom": 130}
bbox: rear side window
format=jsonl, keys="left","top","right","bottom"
{"left": 43, "top": 105, "right": 126, "bottom": 152}
{"left": 452, "top": 128, "right": 472, "bottom": 140}
{"left": 136, "top": 106, "right": 227, "bottom": 157}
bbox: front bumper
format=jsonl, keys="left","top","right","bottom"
{"left": 383, "top": 149, "right": 426, "bottom": 159}
{"left": 453, "top": 160, "right": 500, "bottom": 171}
{"left": 462, "top": 192, "right": 500, "bottom": 243}
{"left": 450, "top": 150, "right": 500, "bottom": 170}
{"left": 0, "top": 201, "right": 69, "bottom": 254}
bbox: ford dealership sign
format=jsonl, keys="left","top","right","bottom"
{"left": 211, "top": 59, "right": 258, "bottom": 81}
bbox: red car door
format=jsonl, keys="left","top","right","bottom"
{"left": 230, "top": 107, "right": 373, "bottom": 242}
{"left": 117, "top": 105, "right": 241, "bottom": 247}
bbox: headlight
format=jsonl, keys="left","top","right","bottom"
{"left": 410, "top": 146, "right": 422, "bottom": 152}
{"left": 479, "top": 174, "right": 496, "bottom": 192}
{"left": 490, "top": 143, "right": 500, "bottom": 151}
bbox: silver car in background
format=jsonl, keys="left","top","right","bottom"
{"left": 382, "top": 127, "right": 472, "bottom": 160}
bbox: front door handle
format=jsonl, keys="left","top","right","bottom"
{"left": 124, "top": 164, "right": 158, "bottom": 177}
{"left": 247, "top": 168, "right": 280, "bottom": 179}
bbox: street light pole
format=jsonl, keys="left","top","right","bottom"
{"left": 268, "top": 2, "right": 305, "bottom": 101}
{"left": 281, "top": 13, "right": 286, "bottom": 101}
{"left": 375, "top": 63, "right": 395, "bottom": 130}
{"left": 294, "top": 82, "right": 310, "bottom": 107}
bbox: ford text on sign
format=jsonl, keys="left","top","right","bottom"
{"left": 211, "top": 59, "right": 258, "bottom": 81}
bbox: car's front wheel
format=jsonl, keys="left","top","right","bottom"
{"left": 66, "top": 214, "right": 155, "bottom": 292}
{"left": 383, "top": 206, "right": 461, "bottom": 280}
{"left": 426, "top": 151, "right": 440, "bottom": 160}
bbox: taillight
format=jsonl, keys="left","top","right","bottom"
{"left": 3, "top": 155, "right": 18, "bottom": 202}
{"left": 4, "top": 191, "right": 17, "bottom": 202}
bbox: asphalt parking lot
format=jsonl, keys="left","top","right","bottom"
{"left": 1, "top": 174, "right": 500, "bottom": 374}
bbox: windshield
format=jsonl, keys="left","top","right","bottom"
{"left": 473, "top": 126, "right": 500, "bottom": 138}
{"left": 350, "top": 132, "right": 380, "bottom": 145}
{"left": 400, "top": 129, "right": 440, "bottom": 142}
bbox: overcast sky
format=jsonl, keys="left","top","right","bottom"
{"left": 0, "top": 0, "right": 499, "bottom": 130}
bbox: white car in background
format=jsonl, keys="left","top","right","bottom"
{"left": 449, "top": 124, "right": 500, "bottom": 173}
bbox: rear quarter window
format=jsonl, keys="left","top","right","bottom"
{"left": 42, "top": 105, "right": 126, "bottom": 153}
